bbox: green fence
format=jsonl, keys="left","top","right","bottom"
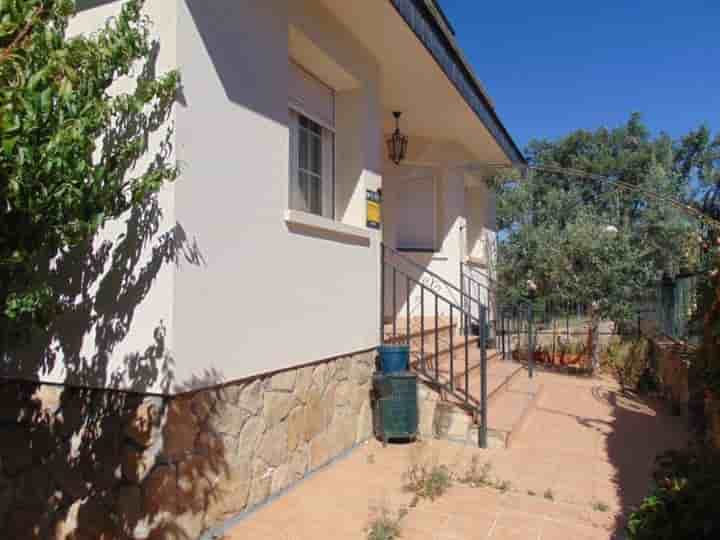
{"left": 653, "top": 273, "right": 706, "bottom": 343}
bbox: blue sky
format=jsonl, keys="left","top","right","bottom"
{"left": 438, "top": 1, "right": 720, "bottom": 151}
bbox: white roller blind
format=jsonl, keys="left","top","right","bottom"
{"left": 289, "top": 61, "right": 334, "bottom": 130}
{"left": 397, "top": 178, "right": 436, "bottom": 250}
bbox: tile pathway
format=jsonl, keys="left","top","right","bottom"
{"left": 219, "top": 370, "right": 687, "bottom": 540}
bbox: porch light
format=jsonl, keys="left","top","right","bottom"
{"left": 387, "top": 111, "right": 408, "bottom": 165}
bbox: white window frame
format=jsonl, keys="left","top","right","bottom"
{"left": 288, "top": 109, "right": 335, "bottom": 219}
{"left": 288, "top": 62, "right": 336, "bottom": 220}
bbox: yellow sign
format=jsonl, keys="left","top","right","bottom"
{"left": 367, "top": 190, "right": 381, "bottom": 229}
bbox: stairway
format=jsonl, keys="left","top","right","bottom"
{"left": 383, "top": 316, "right": 542, "bottom": 448}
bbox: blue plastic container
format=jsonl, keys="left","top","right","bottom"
{"left": 378, "top": 344, "right": 409, "bottom": 374}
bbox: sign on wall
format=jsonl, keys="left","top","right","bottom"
{"left": 366, "top": 190, "right": 382, "bottom": 229}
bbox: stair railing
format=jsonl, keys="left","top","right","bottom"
{"left": 380, "top": 243, "right": 488, "bottom": 447}
{"left": 460, "top": 261, "right": 497, "bottom": 337}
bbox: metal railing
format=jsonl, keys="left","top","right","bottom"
{"left": 497, "top": 304, "right": 536, "bottom": 378}
{"left": 460, "top": 261, "right": 496, "bottom": 337}
{"left": 383, "top": 244, "right": 487, "bottom": 324}
{"left": 381, "top": 243, "right": 488, "bottom": 447}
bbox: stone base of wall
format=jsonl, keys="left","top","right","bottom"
{"left": 0, "top": 350, "right": 374, "bottom": 539}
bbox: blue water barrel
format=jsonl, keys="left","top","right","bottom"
{"left": 378, "top": 344, "right": 409, "bottom": 374}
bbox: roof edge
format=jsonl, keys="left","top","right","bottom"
{"left": 390, "top": 0, "right": 526, "bottom": 165}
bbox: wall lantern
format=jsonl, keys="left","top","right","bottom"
{"left": 387, "top": 111, "right": 408, "bottom": 165}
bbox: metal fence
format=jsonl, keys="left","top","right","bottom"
{"left": 638, "top": 273, "right": 707, "bottom": 344}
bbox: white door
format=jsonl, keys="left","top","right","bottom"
{"left": 396, "top": 177, "right": 436, "bottom": 251}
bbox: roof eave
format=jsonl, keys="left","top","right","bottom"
{"left": 390, "top": 0, "right": 526, "bottom": 165}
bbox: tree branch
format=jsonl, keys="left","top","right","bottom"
{"left": 0, "top": 5, "right": 45, "bottom": 64}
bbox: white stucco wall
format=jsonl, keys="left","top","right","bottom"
{"left": 2, "top": 0, "right": 505, "bottom": 394}
{"left": 171, "top": 0, "right": 382, "bottom": 391}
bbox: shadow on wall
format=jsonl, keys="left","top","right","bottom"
{"left": 1, "top": 195, "right": 205, "bottom": 393}
{"left": 0, "top": 381, "right": 234, "bottom": 539}
{"left": 0, "top": 34, "right": 205, "bottom": 393}
{"left": 184, "top": 0, "right": 289, "bottom": 127}
{"left": 0, "top": 25, "right": 226, "bottom": 539}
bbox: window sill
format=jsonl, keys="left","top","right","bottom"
{"left": 396, "top": 248, "right": 448, "bottom": 261}
{"left": 465, "top": 256, "right": 488, "bottom": 267}
{"left": 396, "top": 247, "right": 437, "bottom": 253}
{"left": 285, "top": 210, "right": 371, "bottom": 243}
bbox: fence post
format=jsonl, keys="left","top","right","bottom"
{"left": 500, "top": 310, "right": 507, "bottom": 361}
{"left": 479, "top": 306, "right": 488, "bottom": 448}
{"left": 527, "top": 303, "right": 534, "bottom": 379}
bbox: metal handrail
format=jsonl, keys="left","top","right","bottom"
{"left": 460, "top": 261, "right": 497, "bottom": 289}
{"left": 382, "top": 243, "right": 485, "bottom": 315}
{"left": 385, "top": 259, "right": 482, "bottom": 326}
{"left": 381, "top": 246, "right": 488, "bottom": 447}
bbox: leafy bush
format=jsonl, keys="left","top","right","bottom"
{"left": 626, "top": 450, "right": 720, "bottom": 540}
{"left": 603, "top": 337, "right": 651, "bottom": 391}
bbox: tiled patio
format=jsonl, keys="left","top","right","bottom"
{"left": 215, "top": 370, "right": 687, "bottom": 540}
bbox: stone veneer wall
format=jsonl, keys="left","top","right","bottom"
{"left": 0, "top": 349, "right": 375, "bottom": 539}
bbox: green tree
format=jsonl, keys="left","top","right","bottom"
{"left": 0, "top": 0, "right": 179, "bottom": 343}
{"left": 493, "top": 113, "right": 704, "bottom": 368}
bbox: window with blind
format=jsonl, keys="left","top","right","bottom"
{"left": 288, "top": 62, "right": 335, "bottom": 219}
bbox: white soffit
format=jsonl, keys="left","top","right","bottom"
{"left": 318, "top": 0, "right": 510, "bottom": 165}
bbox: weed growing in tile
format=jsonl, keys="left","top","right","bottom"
{"left": 366, "top": 505, "right": 407, "bottom": 540}
{"left": 458, "top": 456, "right": 495, "bottom": 488}
{"left": 497, "top": 480, "right": 513, "bottom": 493}
{"left": 543, "top": 488, "right": 555, "bottom": 501}
{"left": 459, "top": 456, "right": 513, "bottom": 493}
{"left": 403, "top": 463, "right": 452, "bottom": 505}
{"left": 592, "top": 500, "right": 610, "bottom": 512}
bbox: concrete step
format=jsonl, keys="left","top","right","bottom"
{"left": 383, "top": 318, "right": 453, "bottom": 343}
{"left": 417, "top": 360, "right": 539, "bottom": 449}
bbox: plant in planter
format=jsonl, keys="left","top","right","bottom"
{"left": 557, "top": 339, "right": 586, "bottom": 366}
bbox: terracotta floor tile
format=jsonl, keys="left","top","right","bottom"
{"left": 439, "top": 513, "right": 497, "bottom": 540}
{"left": 488, "top": 525, "right": 540, "bottom": 540}
{"left": 493, "top": 509, "right": 544, "bottom": 535}
{"left": 221, "top": 368, "right": 688, "bottom": 540}
{"left": 540, "top": 520, "right": 611, "bottom": 540}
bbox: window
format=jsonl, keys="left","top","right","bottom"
{"left": 289, "top": 111, "right": 334, "bottom": 218}
{"left": 288, "top": 61, "right": 335, "bottom": 219}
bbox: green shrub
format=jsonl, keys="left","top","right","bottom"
{"left": 626, "top": 450, "right": 720, "bottom": 540}
{"left": 602, "top": 337, "right": 651, "bottom": 391}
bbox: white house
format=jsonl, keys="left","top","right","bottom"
{"left": 0, "top": 1, "right": 524, "bottom": 538}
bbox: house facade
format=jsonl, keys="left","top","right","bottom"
{"left": 0, "top": 1, "right": 523, "bottom": 538}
